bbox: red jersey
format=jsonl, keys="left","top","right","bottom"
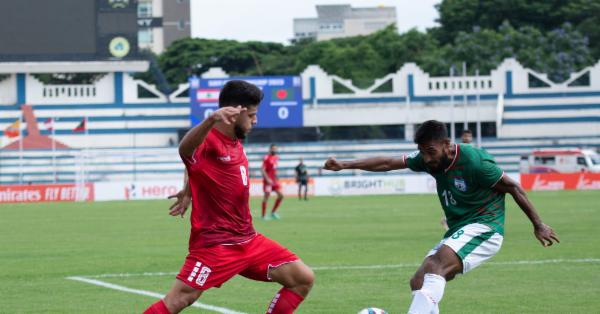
{"left": 181, "top": 128, "right": 255, "bottom": 249}
{"left": 262, "top": 154, "right": 279, "bottom": 181}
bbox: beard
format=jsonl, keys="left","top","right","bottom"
{"left": 234, "top": 124, "right": 248, "bottom": 139}
{"left": 428, "top": 155, "right": 452, "bottom": 173}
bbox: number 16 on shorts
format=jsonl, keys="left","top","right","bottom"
{"left": 188, "top": 261, "right": 212, "bottom": 287}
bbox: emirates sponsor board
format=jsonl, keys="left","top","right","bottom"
{"left": 0, "top": 183, "right": 94, "bottom": 203}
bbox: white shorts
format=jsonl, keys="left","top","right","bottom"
{"left": 426, "top": 223, "right": 503, "bottom": 273}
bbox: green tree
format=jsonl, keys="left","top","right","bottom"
{"left": 444, "top": 22, "right": 592, "bottom": 82}
{"left": 433, "top": 0, "right": 600, "bottom": 59}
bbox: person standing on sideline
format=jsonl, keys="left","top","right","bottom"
{"left": 262, "top": 144, "right": 284, "bottom": 219}
{"left": 144, "top": 80, "right": 314, "bottom": 314}
{"left": 461, "top": 129, "right": 473, "bottom": 145}
{"left": 295, "top": 158, "right": 309, "bottom": 200}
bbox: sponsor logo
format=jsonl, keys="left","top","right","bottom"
{"left": 532, "top": 175, "right": 565, "bottom": 191}
{"left": 407, "top": 150, "right": 419, "bottom": 159}
{"left": 521, "top": 173, "right": 600, "bottom": 191}
{"left": 454, "top": 178, "right": 467, "bottom": 192}
{"left": 576, "top": 174, "right": 600, "bottom": 190}
{"left": 0, "top": 184, "right": 93, "bottom": 203}
{"left": 327, "top": 178, "right": 406, "bottom": 195}
{"left": 217, "top": 155, "right": 232, "bottom": 162}
{"left": 124, "top": 183, "right": 178, "bottom": 200}
{"left": 108, "top": 37, "right": 130, "bottom": 58}
{"left": 187, "top": 261, "right": 212, "bottom": 287}
{"left": 108, "top": 0, "right": 129, "bottom": 9}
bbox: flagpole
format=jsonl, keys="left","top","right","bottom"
{"left": 51, "top": 118, "right": 56, "bottom": 183}
{"left": 19, "top": 114, "right": 23, "bottom": 184}
{"left": 84, "top": 116, "right": 88, "bottom": 185}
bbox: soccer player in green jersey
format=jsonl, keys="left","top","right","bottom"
{"left": 323, "top": 120, "right": 559, "bottom": 314}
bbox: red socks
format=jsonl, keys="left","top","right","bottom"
{"left": 143, "top": 300, "right": 170, "bottom": 314}
{"left": 266, "top": 288, "right": 304, "bottom": 314}
{"left": 143, "top": 289, "right": 303, "bottom": 314}
{"left": 262, "top": 201, "right": 267, "bottom": 217}
{"left": 272, "top": 198, "right": 283, "bottom": 213}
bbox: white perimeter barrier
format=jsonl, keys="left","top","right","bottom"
{"left": 92, "top": 173, "right": 520, "bottom": 201}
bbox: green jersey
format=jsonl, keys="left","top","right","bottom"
{"left": 405, "top": 144, "right": 505, "bottom": 238}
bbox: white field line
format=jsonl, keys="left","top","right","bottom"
{"left": 66, "top": 276, "right": 247, "bottom": 314}
{"left": 74, "top": 258, "right": 600, "bottom": 279}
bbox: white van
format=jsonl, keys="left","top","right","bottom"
{"left": 519, "top": 149, "right": 600, "bottom": 173}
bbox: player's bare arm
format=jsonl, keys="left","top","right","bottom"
{"left": 323, "top": 156, "right": 407, "bottom": 172}
{"left": 168, "top": 170, "right": 191, "bottom": 218}
{"left": 493, "top": 175, "right": 560, "bottom": 247}
{"left": 179, "top": 106, "right": 246, "bottom": 158}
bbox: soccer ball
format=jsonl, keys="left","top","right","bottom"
{"left": 358, "top": 308, "right": 388, "bottom": 314}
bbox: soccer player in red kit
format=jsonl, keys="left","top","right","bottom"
{"left": 262, "top": 144, "right": 284, "bottom": 220}
{"left": 143, "top": 80, "right": 314, "bottom": 314}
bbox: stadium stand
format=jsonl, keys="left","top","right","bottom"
{"left": 1, "top": 59, "right": 599, "bottom": 184}
{"left": 1, "top": 136, "right": 599, "bottom": 184}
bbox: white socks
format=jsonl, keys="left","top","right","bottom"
{"left": 407, "top": 273, "right": 446, "bottom": 314}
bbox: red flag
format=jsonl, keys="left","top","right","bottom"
{"left": 44, "top": 118, "right": 54, "bottom": 131}
{"left": 73, "top": 118, "right": 86, "bottom": 132}
{"left": 4, "top": 119, "right": 20, "bottom": 138}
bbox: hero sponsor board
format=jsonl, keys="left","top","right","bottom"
{"left": 94, "top": 179, "right": 315, "bottom": 201}
{"left": 94, "top": 181, "right": 182, "bottom": 201}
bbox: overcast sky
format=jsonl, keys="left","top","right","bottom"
{"left": 191, "top": 0, "right": 441, "bottom": 44}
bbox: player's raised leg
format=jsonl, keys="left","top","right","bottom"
{"left": 144, "top": 280, "right": 202, "bottom": 314}
{"left": 267, "top": 261, "right": 315, "bottom": 313}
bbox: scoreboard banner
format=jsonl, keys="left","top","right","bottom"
{"left": 0, "top": 0, "right": 138, "bottom": 62}
{"left": 189, "top": 76, "right": 304, "bottom": 128}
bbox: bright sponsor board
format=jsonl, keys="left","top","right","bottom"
{"left": 313, "top": 173, "right": 521, "bottom": 196}
{"left": 314, "top": 175, "right": 434, "bottom": 196}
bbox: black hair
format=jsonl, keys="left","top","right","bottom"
{"left": 219, "top": 80, "right": 263, "bottom": 108}
{"left": 414, "top": 120, "right": 448, "bottom": 145}
{"left": 462, "top": 129, "right": 472, "bottom": 135}
{"left": 270, "top": 143, "right": 276, "bottom": 149}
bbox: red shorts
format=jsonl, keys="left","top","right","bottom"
{"left": 176, "top": 233, "right": 299, "bottom": 290}
{"left": 263, "top": 181, "right": 281, "bottom": 193}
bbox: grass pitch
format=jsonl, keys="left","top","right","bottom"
{"left": 1, "top": 190, "right": 599, "bottom": 313}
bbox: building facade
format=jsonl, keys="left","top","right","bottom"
{"left": 137, "top": 0, "right": 190, "bottom": 54}
{"left": 293, "top": 4, "right": 396, "bottom": 42}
